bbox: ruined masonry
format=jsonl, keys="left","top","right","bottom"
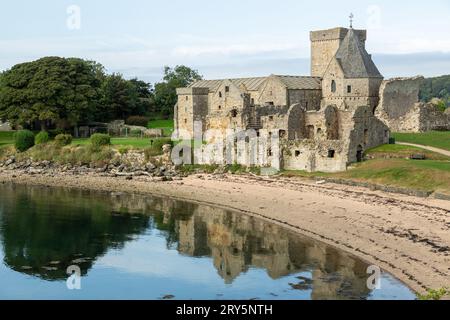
{"left": 174, "top": 26, "right": 446, "bottom": 172}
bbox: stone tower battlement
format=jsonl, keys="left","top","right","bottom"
{"left": 310, "top": 27, "right": 367, "bottom": 77}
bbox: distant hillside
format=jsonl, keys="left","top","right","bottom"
{"left": 420, "top": 75, "right": 450, "bottom": 107}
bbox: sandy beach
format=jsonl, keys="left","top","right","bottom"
{"left": 0, "top": 170, "right": 449, "bottom": 295}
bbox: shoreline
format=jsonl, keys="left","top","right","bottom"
{"left": 0, "top": 170, "right": 449, "bottom": 295}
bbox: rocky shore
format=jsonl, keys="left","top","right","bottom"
{"left": 0, "top": 155, "right": 183, "bottom": 181}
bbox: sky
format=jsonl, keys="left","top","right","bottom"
{"left": 1, "top": 0, "right": 450, "bottom": 83}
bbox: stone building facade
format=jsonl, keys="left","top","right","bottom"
{"left": 174, "top": 26, "right": 392, "bottom": 172}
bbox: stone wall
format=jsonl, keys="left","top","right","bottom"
{"left": 416, "top": 103, "right": 450, "bottom": 132}
{"left": 0, "top": 121, "right": 11, "bottom": 131}
{"left": 376, "top": 77, "right": 450, "bottom": 132}
{"left": 282, "top": 139, "right": 347, "bottom": 172}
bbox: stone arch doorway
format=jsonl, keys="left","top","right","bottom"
{"left": 287, "top": 103, "right": 306, "bottom": 140}
{"left": 356, "top": 145, "right": 363, "bottom": 162}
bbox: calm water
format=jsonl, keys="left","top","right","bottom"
{"left": 0, "top": 183, "right": 415, "bottom": 300}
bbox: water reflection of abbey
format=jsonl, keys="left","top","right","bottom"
{"left": 0, "top": 185, "right": 371, "bottom": 299}
{"left": 112, "top": 194, "right": 372, "bottom": 300}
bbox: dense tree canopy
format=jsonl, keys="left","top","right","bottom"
{"left": 420, "top": 75, "right": 450, "bottom": 108}
{"left": 0, "top": 57, "right": 102, "bottom": 130}
{"left": 0, "top": 57, "right": 200, "bottom": 129}
{"left": 153, "top": 65, "right": 202, "bottom": 118}
{"left": 0, "top": 57, "right": 155, "bottom": 129}
{"left": 97, "top": 74, "right": 153, "bottom": 121}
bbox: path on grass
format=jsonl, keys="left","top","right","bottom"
{"left": 396, "top": 142, "right": 450, "bottom": 157}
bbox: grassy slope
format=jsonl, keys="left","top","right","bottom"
{"left": 339, "top": 159, "right": 450, "bottom": 192}
{"left": 366, "top": 144, "right": 450, "bottom": 160}
{"left": 0, "top": 132, "right": 15, "bottom": 149}
{"left": 72, "top": 137, "right": 156, "bottom": 148}
{"left": 393, "top": 131, "right": 450, "bottom": 151}
{"left": 284, "top": 158, "right": 450, "bottom": 193}
{"left": 284, "top": 144, "right": 450, "bottom": 193}
{"left": 147, "top": 119, "right": 174, "bottom": 137}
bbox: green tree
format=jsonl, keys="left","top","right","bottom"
{"left": 0, "top": 57, "right": 102, "bottom": 130}
{"left": 153, "top": 65, "right": 202, "bottom": 118}
{"left": 98, "top": 74, "right": 153, "bottom": 121}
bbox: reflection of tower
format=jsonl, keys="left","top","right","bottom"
{"left": 178, "top": 216, "right": 210, "bottom": 257}
{"left": 308, "top": 245, "right": 370, "bottom": 300}
{"left": 288, "top": 236, "right": 371, "bottom": 300}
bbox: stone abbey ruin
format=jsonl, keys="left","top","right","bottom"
{"left": 174, "top": 26, "right": 450, "bottom": 173}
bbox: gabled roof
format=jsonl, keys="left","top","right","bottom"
{"left": 189, "top": 75, "right": 321, "bottom": 93}
{"left": 274, "top": 75, "right": 321, "bottom": 90}
{"left": 189, "top": 77, "right": 267, "bottom": 92}
{"left": 334, "top": 28, "right": 383, "bottom": 78}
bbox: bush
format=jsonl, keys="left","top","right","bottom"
{"left": 55, "top": 134, "right": 73, "bottom": 146}
{"left": 14, "top": 130, "right": 35, "bottom": 152}
{"left": 48, "top": 128, "right": 66, "bottom": 138}
{"left": 35, "top": 131, "right": 50, "bottom": 145}
{"left": 151, "top": 138, "right": 173, "bottom": 151}
{"left": 144, "top": 147, "right": 162, "bottom": 160}
{"left": 144, "top": 138, "right": 174, "bottom": 160}
{"left": 126, "top": 116, "right": 150, "bottom": 127}
{"left": 90, "top": 133, "right": 111, "bottom": 148}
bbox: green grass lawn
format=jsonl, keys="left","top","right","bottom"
{"left": 72, "top": 137, "right": 167, "bottom": 149}
{"left": 366, "top": 144, "right": 450, "bottom": 160}
{"left": 0, "top": 131, "right": 15, "bottom": 149}
{"left": 393, "top": 131, "right": 450, "bottom": 151}
{"left": 147, "top": 119, "right": 174, "bottom": 137}
{"left": 284, "top": 158, "right": 450, "bottom": 193}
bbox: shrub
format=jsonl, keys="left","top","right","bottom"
{"left": 35, "top": 131, "right": 50, "bottom": 145}
{"left": 55, "top": 134, "right": 73, "bottom": 146}
{"left": 144, "top": 138, "right": 174, "bottom": 160}
{"left": 118, "top": 146, "right": 130, "bottom": 155}
{"left": 126, "top": 116, "right": 150, "bottom": 127}
{"left": 418, "top": 288, "right": 448, "bottom": 300}
{"left": 90, "top": 133, "right": 111, "bottom": 148}
{"left": 14, "top": 130, "right": 35, "bottom": 152}
{"left": 151, "top": 138, "right": 173, "bottom": 151}
{"left": 48, "top": 128, "right": 66, "bottom": 138}
{"left": 144, "top": 147, "right": 162, "bottom": 160}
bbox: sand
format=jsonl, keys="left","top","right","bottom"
{"left": 0, "top": 171, "right": 449, "bottom": 295}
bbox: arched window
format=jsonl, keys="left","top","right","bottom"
{"left": 331, "top": 80, "right": 336, "bottom": 93}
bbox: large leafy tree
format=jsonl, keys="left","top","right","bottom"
{"left": 153, "top": 65, "right": 202, "bottom": 118}
{"left": 98, "top": 74, "right": 153, "bottom": 121}
{"left": 0, "top": 57, "right": 103, "bottom": 130}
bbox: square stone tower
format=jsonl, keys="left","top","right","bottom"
{"left": 310, "top": 27, "right": 367, "bottom": 77}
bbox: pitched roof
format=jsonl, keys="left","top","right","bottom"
{"left": 189, "top": 75, "right": 321, "bottom": 92}
{"left": 274, "top": 75, "right": 321, "bottom": 90}
{"left": 334, "top": 28, "right": 383, "bottom": 78}
{"left": 189, "top": 77, "right": 267, "bottom": 92}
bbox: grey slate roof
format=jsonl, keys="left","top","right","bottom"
{"left": 275, "top": 75, "right": 321, "bottom": 90}
{"left": 189, "top": 77, "right": 267, "bottom": 92}
{"left": 334, "top": 28, "right": 383, "bottom": 78}
{"left": 189, "top": 75, "right": 321, "bottom": 92}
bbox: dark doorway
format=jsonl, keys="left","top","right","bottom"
{"left": 356, "top": 145, "right": 363, "bottom": 162}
